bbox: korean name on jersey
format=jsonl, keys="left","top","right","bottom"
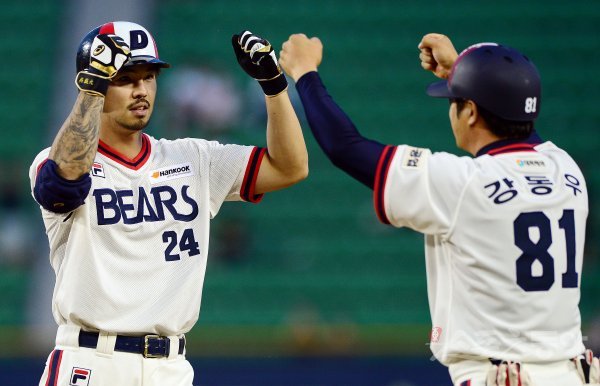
{"left": 375, "top": 141, "right": 587, "bottom": 364}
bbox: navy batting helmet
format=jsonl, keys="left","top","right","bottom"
{"left": 426, "top": 43, "right": 541, "bottom": 122}
{"left": 76, "top": 21, "right": 170, "bottom": 73}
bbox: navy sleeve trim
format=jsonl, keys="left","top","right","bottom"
{"left": 240, "top": 147, "right": 266, "bottom": 203}
{"left": 373, "top": 145, "right": 397, "bottom": 225}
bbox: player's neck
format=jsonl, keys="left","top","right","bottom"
{"left": 99, "top": 127, "right": 144, "bottom": 159}
{"left": 464, "top": 127, "right": 502, "bottom": 157}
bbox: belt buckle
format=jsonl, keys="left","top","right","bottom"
{"left": 143, "top": 334, "right": 162, "bottom": 358}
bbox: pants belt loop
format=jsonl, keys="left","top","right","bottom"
{"left": 56, "top": 325, "right": 81, "bottom": 348}
{"left": 95, "top": 331, "right": 117, "bottom": 357}
{"left": 167, "top": 335, "right": 179, "bottom": 360}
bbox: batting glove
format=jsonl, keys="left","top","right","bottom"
{"left": 574, "top": 349, "right": 600, "bottom": 385}
{"left": 75, "top": 34, "right": 131, "bottom": 97}
{"left": 486, "top": 361, "right": 534, "bottom": 386}
{"left": 232, "top": 30, "right": 287, "bottom": 96}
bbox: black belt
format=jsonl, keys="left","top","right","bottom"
{"left": 79, "top": 331, "right": 185, "bottom": 358}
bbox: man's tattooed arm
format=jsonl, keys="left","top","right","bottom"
{"left": 48, "top": 93, "right": 104, "bottom": 180}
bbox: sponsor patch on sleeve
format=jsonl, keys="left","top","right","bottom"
{"left": 401, "top": 146, "right": 426, "bottom": 169}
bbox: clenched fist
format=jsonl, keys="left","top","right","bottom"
{"left": 279, "top": 34, "right": 323, "bottom": 82}
{"left": 75, "top": 34, "right": 131, "bottom": 96}
{"left": 418, "top": 33, "right": 458, "bottom": 80}
{"left": 232, "top": 30, "right": 287, "bottom": 96}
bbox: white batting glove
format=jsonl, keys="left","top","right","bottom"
{"left": 574, "top": 349, "right": 600, "bottom": 385}
{"left": 486, "top": 361, "right": 534, "bottom": 386}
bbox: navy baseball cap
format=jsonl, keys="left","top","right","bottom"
{"left": 426, "top": 43, "right": 541, "bottom": 122}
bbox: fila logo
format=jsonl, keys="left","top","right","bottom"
{"left": 70, "top": 367, "right": 91, "bottom": 386}
{"left": 150, "top": 163, "right": 193, "bottom": 184}
{"left": 91, "top": 162, "right": 105, "bottom": 178}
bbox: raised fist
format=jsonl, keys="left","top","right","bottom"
{"left": 418, "top": 33, "right": 458, "bottom": 80}
{"left": 232, "top": 30, "right": 287, "bottom": 96}
{"left": 75, "top": 34, "right": 131, "bottom": 96}
{"left": 88, "top": 34, "right": 131, "bottom": 78}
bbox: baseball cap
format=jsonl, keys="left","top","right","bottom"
{"left": 426, "top": 43, "right": 541, "bottom": 122}
{"left": 76, "top": 21, "right": 170, "bottom": 73}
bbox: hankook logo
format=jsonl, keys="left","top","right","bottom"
{"left": 150, "top": 163, "right": 194, "bottom": 184}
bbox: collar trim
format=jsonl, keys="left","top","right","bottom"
{"left": 98, "top": 133, "right": 151, "bottom": 170}
{"left": 476, "top": 132, "right": 543, "bottom": 157}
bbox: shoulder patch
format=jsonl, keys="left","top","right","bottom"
{"left": 401, "top": 147, "right": 426, "bottom": 169}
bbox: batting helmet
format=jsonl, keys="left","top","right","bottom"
{"left": 76, "top": 21, "right": 170, "bottom": 73}
{"left": 426, "top": 43, "right": 541, "bottom": 122}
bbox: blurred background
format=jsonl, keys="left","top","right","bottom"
{"left": 0, "top": 0, "right": 599, "bottom": 385}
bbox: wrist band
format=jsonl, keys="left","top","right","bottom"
{"left": 258, "top": 74, "right": 288, "bottom": 96}
{"left": 75, "top": 71, "right": 109, "bottom": 96}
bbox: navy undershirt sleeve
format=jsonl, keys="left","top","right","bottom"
{"left": 34, "top": 159, "right": 92, "bottom": 213}
{"left": 295, "top": 71, "right": 386, "bottom": 190}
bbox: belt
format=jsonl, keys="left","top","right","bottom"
{"left": 78, "top": 331, "right": 185, "bottom": 358}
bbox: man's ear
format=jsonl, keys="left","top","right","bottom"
{"left": 467, "top": 100, "right": 478, "bottom": 126}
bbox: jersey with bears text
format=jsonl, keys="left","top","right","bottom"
{"left": 30, "top": 134, "right": 265, "bottom": 336}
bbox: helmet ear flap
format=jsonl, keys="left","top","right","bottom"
{"left": 76, "top": 26, "right": 101, "bottom": 73}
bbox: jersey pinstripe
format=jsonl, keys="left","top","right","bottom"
{"left": 374, "top": 141, "right": 587, "bottom": 364}
{"left": 29, "top": 134, "right": 264, "bottom": 336}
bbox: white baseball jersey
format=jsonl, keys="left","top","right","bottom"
{"left": 30, "top": 134, "right": 265, "bottom": 336}
{"left": 374, "top": 140, "right": 587, "bottom": 364}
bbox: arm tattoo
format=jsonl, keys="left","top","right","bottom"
{"left": 49, "top": 94, "right": 104, "bottom": 179}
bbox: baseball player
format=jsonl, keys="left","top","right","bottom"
{"left": 29, "top": 21, "right": 307, "bottom": 386}
{"left": 279, "top": 33, "right": 598, "bottom": 385}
